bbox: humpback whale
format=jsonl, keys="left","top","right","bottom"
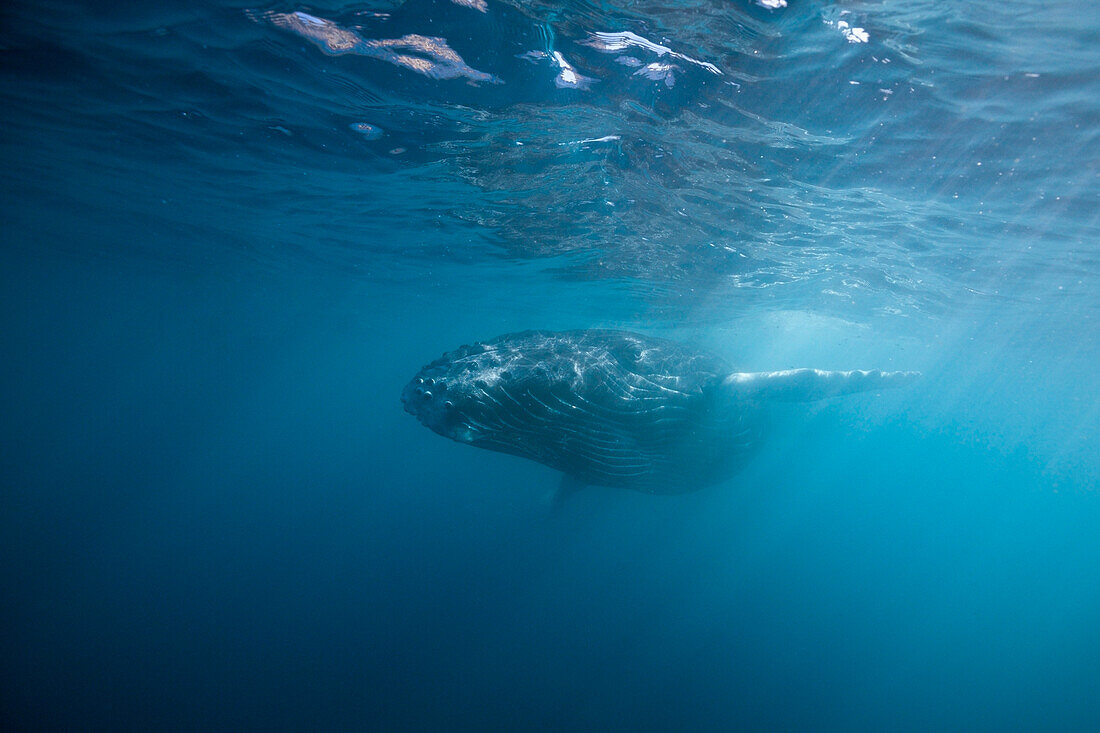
{"left": 401, "top": 330, "right": 917, "bottom": 496}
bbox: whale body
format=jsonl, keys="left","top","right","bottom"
{"left": 401, "top": 330, "right": 917, "bottom": 495}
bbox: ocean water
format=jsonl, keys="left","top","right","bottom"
{"left": 2, "top": 0, "right": 1099, "bottom": 729}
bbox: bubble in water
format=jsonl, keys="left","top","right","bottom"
{"left": 349, "top": 122, "right": 383, "bottom": 140}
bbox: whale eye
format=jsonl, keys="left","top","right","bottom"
{"left": 415, "top": 377, "right": 424, "bottom": 385}
{"left": 444, "top": 400, "right": 454, "bottom": 409}
{"left": 422, "top": 391, "right": 432, "bottom": 399}
{"left": 425, "top": 377, "right": 435, "bottom": 387}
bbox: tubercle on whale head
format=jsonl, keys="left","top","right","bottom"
{"left": 400, "top": 368, "right": 485, "bottom": 444}
{"left": 401, "top": 373, "right": 447, "bottom": 416}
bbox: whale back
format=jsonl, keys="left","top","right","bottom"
{"left": 401, "top": 330, "right": 761, "bottom": 492}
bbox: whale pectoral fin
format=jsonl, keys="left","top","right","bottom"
{"left": 550, "top": 473, "right": 587, "bottom": 509}
{"left": 722, "top": 368, "right": 920, "bottom": 403}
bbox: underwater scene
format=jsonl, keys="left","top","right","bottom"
{"left": 2, "top": 0, "right": 1099, "bottom": 730}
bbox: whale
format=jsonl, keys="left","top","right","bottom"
{"left": 401, "top": 330, "right": 918, "bottom": 497}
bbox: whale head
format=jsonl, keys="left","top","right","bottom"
{"left": 401, "top": 343, "right": 503, "bottom": 445}
{"left": 401, "top": 372, "right": 474, "bottom": 442}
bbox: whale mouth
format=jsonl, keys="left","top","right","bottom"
{"left": 400, "top": 377, "right": 432, "bottom": 418}
{"left": 451, "top": 424, "right": 480, "bottom": 443}
{"left": 399, "top": 381, "right": 420, "bottom": 415}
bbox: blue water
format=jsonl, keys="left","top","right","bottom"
{"left": 2, "top": 0, "right": 1099, "bottom": 729}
